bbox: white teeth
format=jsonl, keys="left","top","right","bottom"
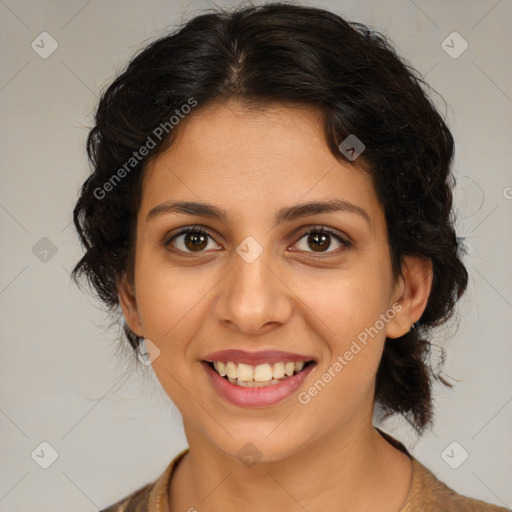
{"left": 217, "top": 361, "right": 227, "bottom": 377}
{"left": 226, "top": 361, "right": 237, "bottom": 379}
{"left": 228, "top": 377, "right": 282, "bottom": 387}
{"left": 254, "top": 363, "right": 272, "bottom": 382}
{"left": 210, "top": 360, "right": 311, "bottom": 383}
{"left": 237, "top": 363, "right": 254, "bottom": 381}
{"left": 214, "top": 362, "right": 229, "bottom": 376}
{"left": 285, "top": 362, "right": 295, "bottom": 376}
{"left": 272, "top": 362, "right": 285, "bottom": 379}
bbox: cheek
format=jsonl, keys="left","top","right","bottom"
{"left": 133, "top": 261, "right": 214, "bottom": 407}
{"left": 133, "top": 257, "right": 211, "bottom": 355}
{"left": 296, "top": 265, "right": 392, "bottom": 347}
{"left": 291, "top": 265, "right": 392, "bottom": 402}
{"left": 294, "top": 277, "right": 389, "bottom": 419}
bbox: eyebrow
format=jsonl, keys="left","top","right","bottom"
{"left": 146, "top": 198, "right": 371, "bottom": 227}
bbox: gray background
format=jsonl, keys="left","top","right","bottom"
{"left": 1, "top": 0, "right": 511, "bottom": 510}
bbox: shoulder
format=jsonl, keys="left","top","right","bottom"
{"left": 403, "top": 457, "right": 509, "bottom": 512}
{"left": 99, "top": 448, "right": 190, "bottom": 512}
{"left": 375, "top": 429, "right": 508, "bottom": 512}
{"left": 99, "top": 482, "right": 153, "bottom": 512}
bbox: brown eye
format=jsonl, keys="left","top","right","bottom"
{"left": 183, "top": 231, "right": 208, "bottom": 251}
{"left": 166, "top": 228, "right": 221, "bottom": 253}
{"left": 293, "top": 227, "right": 350, "bottom": 255}
{"left": 307, "top": 231, "right": 331, "bottom": 252}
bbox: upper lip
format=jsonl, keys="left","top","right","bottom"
{"left": 202, "top": 349, "right": 316, "bottom": 366}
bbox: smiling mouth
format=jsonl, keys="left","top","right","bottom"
{"left": 205, "top": 360, "right": 316, "bottom": 388}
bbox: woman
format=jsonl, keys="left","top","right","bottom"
{"left": 72, "top": 2, "right": 508, "bottom": 511}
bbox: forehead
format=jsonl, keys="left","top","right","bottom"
{"left": 141, "top": 99, "right": 381, "bottom": 227}
{"left": 150, "top": 99, "right": 329, "bottom": 174}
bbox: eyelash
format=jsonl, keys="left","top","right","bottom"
{"left": 163, "top": 225, "right": 352, "bottom": 257}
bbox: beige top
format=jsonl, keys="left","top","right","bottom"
{"left": 100, "top": 432, "right": 509, "bottom": 512}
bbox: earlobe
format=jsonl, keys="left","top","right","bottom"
{"left": 117, "top": 275, "right": 143, "bottom": 337}
{"left": 386, "top": 256, "right": 433, "bottom": 339}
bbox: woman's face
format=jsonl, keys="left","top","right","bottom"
{"left": 119, "top": 99, "right": 414, "bottom": 461}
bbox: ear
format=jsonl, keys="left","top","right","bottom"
{"left": 117, "top": 274, "right": 144, "bottom": 338}
{"left": 386, "top": 255, "right": 433, "bottom": 339}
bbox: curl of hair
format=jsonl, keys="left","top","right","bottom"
{"left": 72, "top": 1, "right": 468, "bottom": 434}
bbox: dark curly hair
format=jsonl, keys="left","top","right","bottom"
{"left": 72, "top": 1, "right": 468, "bottom": 434}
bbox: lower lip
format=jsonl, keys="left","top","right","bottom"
{"left": 202, "top": 361, "right": 316, "bottom": 407}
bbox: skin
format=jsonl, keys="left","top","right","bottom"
{"left": 118, "top": 99, "right": 433, "bottom": 512}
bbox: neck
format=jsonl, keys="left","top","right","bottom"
{"left": 169, "top": 419, "right": 412, "bottom": 512}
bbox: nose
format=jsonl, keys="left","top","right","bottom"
{"left": 213, "top": 248, "right": 293, "bottom": 335}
